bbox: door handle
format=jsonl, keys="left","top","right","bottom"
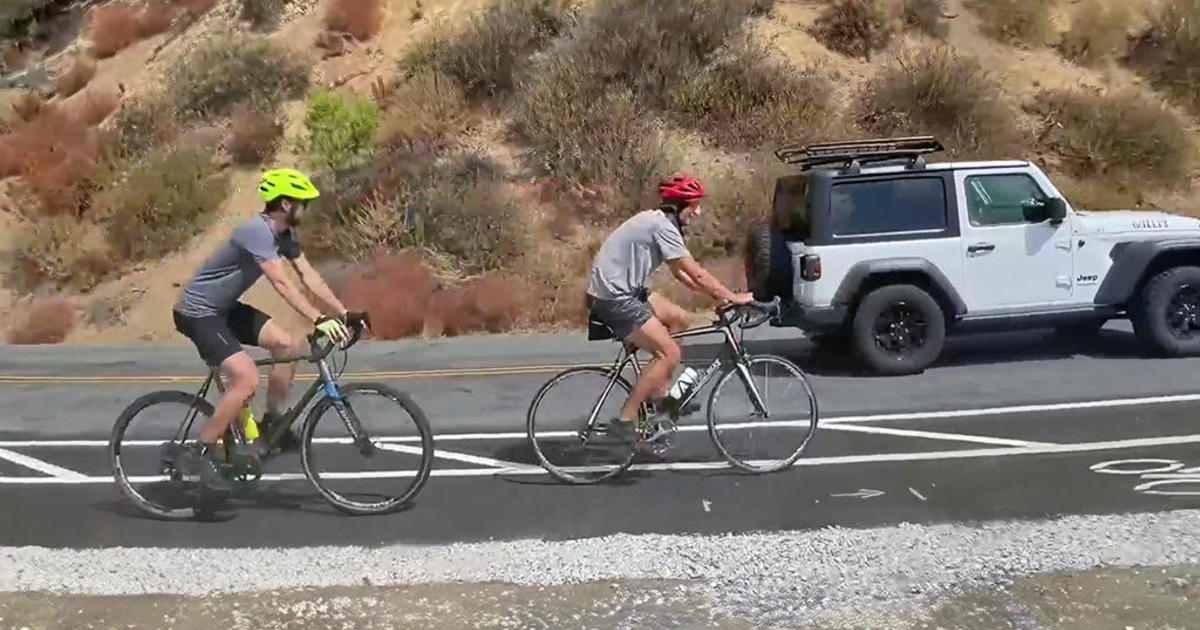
{"left": 968, "top": 242, "right": 996, "bottom": 253}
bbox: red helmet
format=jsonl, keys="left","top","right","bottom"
{"left": 658, "top": 175, "right": 704, "bottom": 203}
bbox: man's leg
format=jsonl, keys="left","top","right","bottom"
{"left": 648, "top": 292, "right": 691, "bottom": 334}
{"left": 619, "top": 317, "right": 681, "bottom": 422}
{"left": 202, "top": 351, "right": 260, "bottom": 444}
{"left": 256, "top": 319, "right": 304, "bottom": 416}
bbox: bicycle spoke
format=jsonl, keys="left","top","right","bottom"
{"left": 707, "top": 355, "right": 818, "bottom": 473}
{"left": 527, "top": 367, "right": 639, "bottom": 484}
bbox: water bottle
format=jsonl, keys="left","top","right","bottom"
{"left": 667, "top": 367, "right": 700, "bottom": 401}
{"left": 240, "top": 405, "right": 260, "bottom": 444}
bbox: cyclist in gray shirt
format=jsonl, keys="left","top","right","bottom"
{"left": 586, "top": 175, "right": 753, "bottom": 443}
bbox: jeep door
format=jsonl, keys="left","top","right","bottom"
{"left": 957, "top": 169, "right": 1074, "bottom": 311}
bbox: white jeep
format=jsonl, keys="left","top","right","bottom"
{"left": 744, "top": 136, "right": 1200, "bottom": 375}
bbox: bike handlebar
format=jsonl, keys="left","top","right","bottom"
{"left": 307, "top": 319, "right": 366, "bottom": 362}
{"left": 717, "top": 296, "right": 781, "bottom": 329}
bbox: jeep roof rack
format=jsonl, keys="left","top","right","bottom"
{"left": 774, "top": 136, "right": 945, "bottom": 173}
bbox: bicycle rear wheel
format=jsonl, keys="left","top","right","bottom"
{"left": 706, "top": 354, "right": 818, "bottom": 473}
{"left": 300, "top": 382, "right": 433, "bottom": 515}
{"left": 527, "top": 366, "right": 640, "bottom": 484}
{"left": 110, "top": 390, "right": 213, "bottom": 520}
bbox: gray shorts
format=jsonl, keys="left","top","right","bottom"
{"left": 586, "top": 291, "right": 653, "bottom": 340}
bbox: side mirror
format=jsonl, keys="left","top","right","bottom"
{"left": 1021, "top": 197, "right": 1068, "bottom": 224}
{"left": 1045, "top": 197, "right": 1068, "bottom": 223}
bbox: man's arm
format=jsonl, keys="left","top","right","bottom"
{"left": 289, "top": 254, "right": 348, "bottom": 317}
{"left": 667, "top": 257, "right": 752, "bottom": 304}
{"left": 670, "top": 264, "right": 702, "bottom": 291}
{"left": 260, "top": 259, "right": 325, "bottom": 324}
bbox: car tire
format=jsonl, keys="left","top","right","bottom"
{"left": 744, "top": 223, "right": 793, "bottom": 301}
{"left": 1130, "top": 266, "right": 1200, "bottom": 357}
{"left": 851, "top": 284, "right": 946, "bottom": 376}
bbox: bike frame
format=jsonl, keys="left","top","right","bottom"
{"left": 583, "top": 311, "right": 771, "bottom": 433}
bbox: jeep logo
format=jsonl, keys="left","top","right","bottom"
{"left": 1132, "top": 219, "right": 1169, "bottom": 229}
{"left": 1077, "top": 274, "right": 1099, "bottom": 284}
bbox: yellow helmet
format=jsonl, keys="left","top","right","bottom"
{"left": 258, "top": 168, "right": 320, "bottom": 202}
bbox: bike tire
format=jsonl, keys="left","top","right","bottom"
{"left": 706, "top": 354, "right": 818, "bottom": 473}
{"left": 526, "top": 366, "right": 640, "bottom": 485}
{"left": 109, "top": 390, "right": 214, "bottom": 520}
{"left": 300, "top": 382, "right": 434, "bottom": 516}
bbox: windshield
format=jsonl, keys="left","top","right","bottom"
{"left": 772, "top": 175, "right": 810, "bottom": 240}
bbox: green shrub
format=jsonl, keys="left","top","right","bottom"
{"left": 673, "top": 35, "right": 833, "bottom": 148}
{"left": 901, "top": 0, "right": 948, "bottom": 39}
{"left": 809, "top": 0, "right": 893, "bottom": 60}
{"left": 98, "top": 145, "right": 229, "bottom": 261}
{"left": 861, "top": 43, "right": 1019, "bottom": 158}
{"left": 402, "top": 0, "right": 570, "bottom": 100}
{"left": 300, "top": 88, "right": 380, "bottom": 170}
{"left": 1033, "top": 89, "right": 1193, "bottom": 192}
{"left": 966, "top": 0, "right": 1053, "bottom": 48}
{"left": 1128, "top": 0, "right": 1200, "bottom": 112}
{"left": 241, "top": 0, "right": 288, "bottom": 30}
{"left": 309, "top": 145, "right": 528, "bottom": 272}
{"left": 166, "top": 32, "right": 309, "bottom": 120}
{"left": 104, "top": 96, "right": 178, "bottom": 161}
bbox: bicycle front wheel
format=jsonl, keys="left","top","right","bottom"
{"left": 110, "top": 390, "right": 213, "bottom": 520}
{"left": 527, "top": 366, "right": 640, "bottom": 484}
{"left": 300, "top": 382, "right": 433, "bottom": 515}
{"left": 707, "top": 354, "right": 818, "bottom": 473}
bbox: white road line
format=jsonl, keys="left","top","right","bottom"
{"left": 0, "top": 447, "right": 87, "bottom": 480}
{"left": 909, "top": 487, "right": 927, "bottom": 501}
{"left": 5, "top": 432, "right": 1200, "bottom": 485}
{"left": 376, "top": 443, "right": 539, "bottom": 471}
{"left": 821, "top": 423, "right": 1049, "bottom": 448}
{"left": 6, "top": 391, "right": 1200, "bottom": 449}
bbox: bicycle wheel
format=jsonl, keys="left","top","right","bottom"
{"left": 300, "top": 382, "right": 433, "bottom": 515}
{"left": 110, "top": 390, "right": 214, "bottom": 520}
{"left": 706, "top": 354, "right": 818, "bottom": 473}
{"left": 527, "top": 366, "right": 641, "bottom": 484}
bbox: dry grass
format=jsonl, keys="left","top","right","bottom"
{"left": 1032, "top": 88, "right": 1193, "bottom": 194}
{"left": 137, "top": 2, "right": 174, "bottom": 37}
{"left": 402, "top": 0, "right": 570, "bottom": 101}
{"left": 179, "top": 0, "right": 218, "bottom": 17}
{"left": 89, "top": 3, "right": 141, "bottom": 58}
{"left": 241, "top": 0, "right": 286, "bottom": 30}
{"left": 860, "top": 43, "right": 1020, "bottom": 158}
{"left": 339, "top": 252, "right": 436, "bottom": 339}
{"left": 373, "top": 73, "right": 473, "bottom": 146}
{"left": 227, "top": 103, "right": 282, "bottom": 163}
{"left": 325, "top": 0, "right": 383, "bottom": 41}
{"left": 424, "top": 272, "right": 532, "bottom": 337}
{"left": 71, "top": 85, "right": 121, "bottom": 126}
{"left": 809, "top": 0, "right": 893, "bottom": 60}
{"left": 10, "top": 216, "right": 117, "bottom": 291}
{"left": 1059, "top": 2, "right": 1133, "bottom": 67}
{"left": 105, "top": 96, "right": 178, "bottom": 160}
{"left": 6, "top": 297, "right": 77, "bottom": 344}
{"left": 166, "top": 31, "right": 310, "bottom": 120}
{"left": 10, "top": 91, "right": 45, "bottom": 122}
{"left": 1128, "top": 0, "right": 1200, "bottom": 112}
{"left": 2, "top": 108, "right": 99, "bottom": 216}
{"left": 965, "top": 0, "right": 1053, "bottom": 48}
{"left": 55, "top": 55, "right": 96, "bottom": 98}
{"left": 901, "top": 0, "right": 948, "bottom": 39}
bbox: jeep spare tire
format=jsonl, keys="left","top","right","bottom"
{"left": 851, "top": 284, "right": 946, "bottom": 376}
{"left": 744, "top": 223, "right": 793, "bottom": 301}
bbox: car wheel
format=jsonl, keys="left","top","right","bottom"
{"left": 1131, "top": 266, "right": 1200, "bottom": 357}
{"left": 851, "top": 284, "right": 946, "bottom": 375}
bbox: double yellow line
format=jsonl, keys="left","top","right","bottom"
{"left": 0, "top": 364, "right": 578, "bottom": 385}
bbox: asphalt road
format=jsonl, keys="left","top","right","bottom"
{"left": 3, "top": 321, "right": 1200, "bottom": 548}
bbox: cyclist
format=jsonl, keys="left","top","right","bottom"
{"left": 171, "top": 168, "right": 365, "bottom": 498}
{"left": 586, "top": 174, "right": 754, "bottom": 443}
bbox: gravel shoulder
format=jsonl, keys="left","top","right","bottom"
{"left": 4, "top": 510, "right": 1200, "bottom": 628}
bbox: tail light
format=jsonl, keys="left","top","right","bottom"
{"left": 800, "top": 254, "right": 822, "bottom": 281}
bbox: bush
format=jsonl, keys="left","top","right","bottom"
{"left": 424, "top": 272, "right": 531, "bottom": 336}
{"left": 227, "top": 103, "right": 282, "bottom": 163}
{"left": 56, "top": 55, "right": 96, "bottom": 98}
{"left": 324, "top": 0, "right": 382, "bottom": 40}
{"left": 339, "top": 252, "right": 436, "bottom": 338}
{"left": 402, "top": 0, "right": 570, "bottom": 101}
{"left": 901, "top": 0, "right": 948, "bottom": 39}
{"left": 137, "top": 2, "right": 174, "bottom": 37}
{"left": 4, "top": 108, "right": 99, "bottom": 215}
{"left": 241, "top": 0, "right": 286, "bottom": 30}
{"left": 10, "top": 216, "right": 116, "bottom": 291}
{"left": 10, "top": 90, "right": 45, "bottom": 122}
{"left": 1128, "top": 0, "right": 1200, "bottom": 112}
{"left": 809, "top": 0, "right": 893, "bottom": 60}
{"left": 300, "top": 88, "right": 380, "bottom": 170}
{"left": 89, "top": 3, "right": 141, "bottom": 58}
{"left": 673, "top": 35, "right": 833, "bottom": 148}
{"left": 97, "top": 145, "right": 229, "bottom": 261}
{"left": 860, "top": 43, "right": 1019, "bottom": 158}
{"left": 1058, "top": 3, "right": 1131, "bottom": 67}
{"left": 1032, "top": 89, "right": 1193, "bottom": 192}
{"left": 965, "top": 0, "right": 1053, "bottom": 48}
{"left": 179, "top": 0, "right": 217, "bottom": 17}
{"left": 105, "top": 96, "right": 178, "bottom": 160}
{"left": 374, "top": 72, "right": 472, "bottom": 145}
{"left": 166, "top": 32, "right": 310, "bottom": 120}
{"left": 6, "top": 297, "right": 76, "bottom": 344}
{"left": 70, "top": 84, "right": 121, "bottom": 126}
{"left": 312, "top": 145, "right": 528, "bottom": 273}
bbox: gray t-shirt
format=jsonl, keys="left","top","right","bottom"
{"left": 587, "top": 209, "right": 691, "bottom": 300}
{"left": 175, "top": 215, "right": 301, "bottom": 317}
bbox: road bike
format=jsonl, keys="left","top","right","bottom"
{"left": 527, "top": 297, "right": 819, "bottom": 484}
{"left": 109, "top": 321, "right": 434, "bottom": 518}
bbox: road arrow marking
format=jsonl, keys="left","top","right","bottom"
{"left": 831, "top": 488, "right": 884, "bottom": 499}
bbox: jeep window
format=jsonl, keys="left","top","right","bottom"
{"left": 829, "top": 177, "right": 947, "bottom": 237}
{"left": 965, "top": 174, "right": 1048, "bottom": 226}
{"left": 772, "top": 175, "right": 810, "bottom": 239}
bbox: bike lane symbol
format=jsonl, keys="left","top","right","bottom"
{"left": 1090, "top": 458, "right": 1200, "bottom": 496}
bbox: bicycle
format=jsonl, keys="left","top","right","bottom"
{"left": 109, "top": 320, "right": 434, "bottom": 518}
{"left": 527, "top": 297, "right": 819, "bottom": 484}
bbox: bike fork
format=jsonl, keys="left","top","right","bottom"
{"left": 318, "top": 362, "right": 375, "bottom": 457}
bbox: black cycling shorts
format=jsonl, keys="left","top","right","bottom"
{"left": 586, "top": 289, "right": 653, "bottom": 340}
{"left": 173, "top": 302, "right": 271, "bottom": 367}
